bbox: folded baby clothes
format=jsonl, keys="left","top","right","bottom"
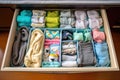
{"left": 11, "top": 27, "right": 29, "bottom": 66}
{"left": 42, "top": 61, "right": 60, "bottom": 67}
{"left": 88, "top": 18, "right": 103, "bottom": 29}
{"left": 87, "top": 10, "right": 103, "bottom": 29}
{"left": 62, "top": 61, "right": 78, "bottom": 67}
{"left": 62, "top": 30, "right": 73, "bottom": 40}
{"left": 60, "top": 10, "right": 75, "bottom": 28}
{"left": 95, "top": 42, "right": 110, "bottom": 67}
{"left": 44, "top": 39, "right": 60, "bottom": 46}
{"left": 46, "top": 10, "right": 59, "bottom": 28}
{"left": 60, "top": 10, "right": 71, "bottom": 17}
{"left": 78, "top": 42, "right": 96, "bottom": 66}
{"left": 62, "top": 55, "right": 77, "bottom": 61}
{"left": 45, "top": 30, "right": 60, "bottom": 39}
{"left": 74, "top": 10, "right": 88, "bottom": 29}
{"left": 87, "top": 10, "right": 99, "bottom": 19}
{"left": 62, "top": 42, "right": 77, "bottom": 55}
{"left": 73, "top": 32, "right": 83, "bottom": 41}
{"left": 47, "top": 11, "right": 59, "bottom": 17}
{"left": 24, "top": 29, "right": 44, "bottom": 67}
{"left": 84, "top": 29, "right": 92, "bottom": 42}
{"left": 75, "top": 10, "right": 87, "bottom": 20}
{"left": 17, "top": 10, "right": 32, "bottom": 27}
{"left": 75, "top": 20, "right": 88, "bottom": 29}
{"left": 31, "top": 10, "right": 46, "bottom": 28}
{"left": 92, "top": 28, "right": 105, "bottom": 43}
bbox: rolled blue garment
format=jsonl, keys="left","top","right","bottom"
{"left": 20, "top": 10, "right": 32, "bottom": 16}
{"left": 18, "top": 22, "right": 31, "bottom": 27}
{"left": 95, "top": 42, "right": 110, "bottom": 67}
{"left": 17, "top": 15, "right": 31, "bottom": 23}
{"left": 42, "top": 61, "right": 60, "bottom": 67}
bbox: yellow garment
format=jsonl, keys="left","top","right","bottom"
{"left": 31, "top": 23, "right": 45, "bottom": 28}
{"left": 47, "top": 11, "right": 59, "bottom": 17}
{"left": 24, "top": 29, "right": 44, "bottom": 67}
{"left": 45, "top": 17, "right": 59, "bottom": 23}
{"left": 46, "top": 23, "right": 59, "bottom": 28}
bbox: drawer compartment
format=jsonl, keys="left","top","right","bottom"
{"left": 1, "top": 9, "right": 119, "bottom": 73}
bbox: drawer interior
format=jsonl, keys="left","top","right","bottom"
{"left": 1, "top": 8, "right": 119, "bottom": 72}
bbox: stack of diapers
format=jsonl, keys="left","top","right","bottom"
{"left": 75, "top": 10, "right": 88, "bottom": 29}
{"left": 45, "top": 11, "right": 59, "bottom": 28}
{"left": 62, "top": 42, "right": 78, "bottom": 67}
{"left": 87, "top": 10, "right": 103, "bottom": 29}
{"left": 11, "top": 27, "right": 29, "bottom": 66}
{"left": 17, "top": 10, "right": 32, "bottom": 27}
{"left": 60, "top": 10, "right": 75, "bottom": 28}
{"left": 42, "top": 30, "right": 61, "bottom": 67}
{"left": 31, "top": 10, "right": 46, "bottom": 28}
{"left": 11, "top": 9, "right": 111, "bottom": 68}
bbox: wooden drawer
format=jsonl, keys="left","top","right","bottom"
{"left": 1, "top": 9, "right": 119, "bottom": 73}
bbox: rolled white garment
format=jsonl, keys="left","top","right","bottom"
{"left": 75, "top": 20, "right": 88, "bottom": 29}
{"left": 60, "top": 10, "right": 71, "bottom": 17}
{"left": 88, "top": 18, "right": 103, "bottom": 29}
{"left": 62, "top": 61, "right": 78, "bottom": 67}
{"left": 87, "top": 10, "right": 99, "bottom": 19}
{"left": 62, "top": 55, "right": 77, "bottom": 61}
{"left": 75, "top": 10, "right": 87, "bottom": 20}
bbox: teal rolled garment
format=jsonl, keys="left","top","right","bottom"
{"left": 17, "top": 15, "right": 31, "bottom": 23}
{"left": 20, "top": 10, "right": 32, "bottom": 16}
{"left": 95, "top": 42, "right": 110, "bottom": 67}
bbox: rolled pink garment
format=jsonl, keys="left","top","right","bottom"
{"left": 92, "top": 29, "right": 105, "bottom": 43}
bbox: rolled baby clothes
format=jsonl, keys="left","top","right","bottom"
{"left": 46, "top": 10, "right": 59, "bottom": 28}
{"left": 62, "top": 61, "right": 78, "bottom": 67}
{"left": 92, "top": 28, "right": 105, "bottom": 43}
{"left": 11, "top": 27, "right": 29, "bottom": 66}
{"left": 62, "top": 30, "right": 73, "bottom": 40}
{"left": 88, "top": 18, "right": 103, "bottom": 29}
{"left": 87, "top": 10, "right": 99, "bottom": 19}
{"left": 75, "top": 10, "right": 87, "bottom": 20}
{"left": 17, "top": 10, "right": 32, "bottom": 27}
{"left": 78, "top": 42, "right": 96, "bottom": 66}
{"left": 62, "top": 42, "right": 77, "bottom": 55}
{"left": 87, "top": 10, "right": 103, "bottom": 29}
{"left": 60, "top": 10, "right": 75, "bottom": 28}
{"left": 45, "top": 30, "right": 60, "bottom": 39}
{"left": 24, "top": 29, "right": 44, "bottom": 67}
{"left": 95, "top": 42, "right": 110, "bottom": 67}
{"left": 74, "top": 10, "right": 88, "bottom": 29}
{"left": 31, "top": 10, "right": 46, "bottom": 28}
{"left": 62, "top": 55, "right": 77, "bottom": 61}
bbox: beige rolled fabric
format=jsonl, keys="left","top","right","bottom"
{"left": 24, "top": 29, "right": 44, "bottom": 67}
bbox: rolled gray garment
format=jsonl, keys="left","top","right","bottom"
{"left": 11, "top": 27, "right": 29, "bottom": 66}
{"left": 62, "top": 61, "right": 78, "bottom": 67}
{"left": 78, "top": 42, "right": 96, "bottom": 67}
{"left": 62, "top": 55, "right": 77, "bottom": 61}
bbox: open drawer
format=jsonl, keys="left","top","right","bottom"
{"left": 1, "top": 9, "right": 119, "bottom": 73}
